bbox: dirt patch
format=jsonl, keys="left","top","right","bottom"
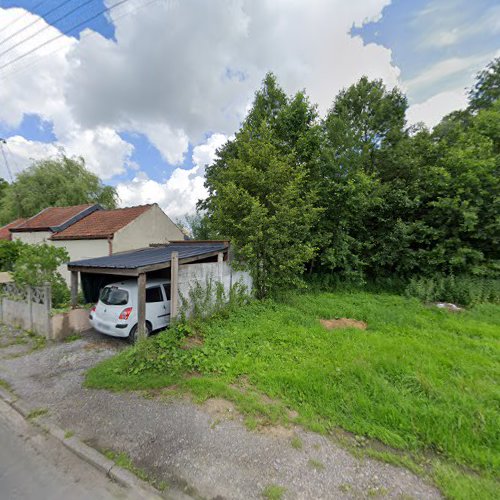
{"left": 83, "top": 341, "right": 117, "bottom": 351}
{"left": 259, "top": 424, "right": 295, "bottom": 439}
{"left": 320, "top": 318, "right": 367, "bottom": 330}
{"left": 203, "top": 398, "right": 238, "bottom": 420}
{"left": 180, "top": 336, "right": 204, "bottom": 350}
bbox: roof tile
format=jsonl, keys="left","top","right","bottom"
{"left": 0, "top": 218, "right": 27, "bottom": 240}
{"left": 51, "top": 205, "right": 153, "bottom": 240}
{"left": 12, "top": 204, "right": 97, "bottom": 232}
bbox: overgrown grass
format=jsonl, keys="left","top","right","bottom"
{"left": 86, "top": 291, "right": 500, "bottom": 498}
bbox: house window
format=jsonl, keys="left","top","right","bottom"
{"left": 162, "top": 284, "right": 171, "bottom": 301}
{"left": 146, "top": 286, "right": 163, "bottom": 303}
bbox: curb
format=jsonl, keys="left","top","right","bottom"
{"left": 0, "top": 386, "right": 163, "bottom": 499}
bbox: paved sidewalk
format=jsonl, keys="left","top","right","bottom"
{"left": 0, "top": 326, "right": 441, "bottom": 499}
{"left": 0, "top": 397, "right": 144, "bottom": 500}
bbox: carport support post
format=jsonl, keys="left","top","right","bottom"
{"left": 70, "top": 271, "right": 78, "bottom": 308}
{"left": 137, "top": 272, "right": 146, "bottom": 339}
{"left": 170, "top": 251, "right": 179, "bottom": 320}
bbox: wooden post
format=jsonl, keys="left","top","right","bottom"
{"left": 70, "top": 271, "right": 79, "bottom": 308}
{"left": 137, "top": 272, "right": 146, "bottom": 339}
{"left": 217, "top": 251, "right": 224, "bottom": 284}
{"left": 27, "top": 286, "right": 33, "bottom": 331}
{"left": 170, "top": 251, "right": 179, "bottom": 319}
{"left": 43, "top": 282, "right": 52, "bottom": 340}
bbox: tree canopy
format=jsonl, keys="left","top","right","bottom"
{"left": 202, "top": 58, "right": 500, "bottom": 296}
{"left": 0, "top": 156, "right": 117, "bottom": 224}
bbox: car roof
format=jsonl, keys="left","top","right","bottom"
{"left": 105, "top": 278, "right": 170, "bottom": 290}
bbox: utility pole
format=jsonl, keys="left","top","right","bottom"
{"left": 0, "top": 138, "right": 14, "bottom": 183}
{"left": 0, "top": 138, "right": 22, "bottom": 218}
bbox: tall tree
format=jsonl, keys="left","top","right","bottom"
{"left": 468, "top": 57, "right": 500, "bottom": 112}
{"left": 202, "top": 75, "right": 320, "bottom": 297}
{"left": 0, "top": 156, "right": 117, "bottom": 224}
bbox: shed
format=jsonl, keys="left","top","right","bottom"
{"left": 68, "top": 241, "right": 230, "bottom": 339}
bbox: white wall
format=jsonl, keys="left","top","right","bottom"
{"left": 12, "top": 231, "right": 52, "bottom": 244}
{"left": 52, "top": 239, "right": 109, "bottom": 283}
{"left": 113, "top": 204, "right": 184, "bottom": 253}
{"left": 178, "top": 261, "right": 252, "bottom": 316}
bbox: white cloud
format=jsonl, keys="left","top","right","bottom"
{"left": 403, "top": 54, "right": 494, "bottom": 96}
{"left": 407, "top": 87, "right": 468, "bottom": 129}
{"left": 116, "top": 132, "right": 228, "bottom": 217}
{"left": 192, "top": 133, "right": 228, "bottom": 169}
{"left": 0, "top": 135, "right": 60, "bottom": 177}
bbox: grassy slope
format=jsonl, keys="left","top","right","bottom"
{"left": 86, "top": 291, "right": 500, "bottom": 498}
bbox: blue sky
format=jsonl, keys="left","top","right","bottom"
{"left": 0, "top": 0, "right": 498, "bottom": 216}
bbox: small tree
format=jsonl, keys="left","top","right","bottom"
{"left": 0, "top": 240, "right": 27, "bottom": 272}
{"left": 12, "top": 244, "right": 70, "bottom": 307}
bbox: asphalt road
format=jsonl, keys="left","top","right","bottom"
{"left": 0, "top": 399, "right": 140, "bottom": 500}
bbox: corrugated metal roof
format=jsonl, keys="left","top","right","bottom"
{"left": 68, "top": 242, "right": 228, "bottom": 270}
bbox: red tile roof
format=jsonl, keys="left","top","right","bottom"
{"left": 51, "top": 205, "right": 153, "bottom": 240}
{"left": 0, "top": 218, "right": 27, "bottom": 240}
{"left": 12, "top": 204, "right": 97, "bottom": 232}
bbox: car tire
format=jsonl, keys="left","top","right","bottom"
{"left": 128, "top": 322, "right": 152, "bottom": 344}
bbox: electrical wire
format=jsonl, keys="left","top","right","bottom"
{"left": 0, "top": 0, "right": 74, "bottom": 48}
{"left": 0, "top": 0, "right": 131, "bottom": 73}
{"left": 0, "top": 1, "right": 49, "bottom": 37}
{"left": 0, "top": 0, "right": 98, "bottom": 60}
{"left": 0, "top": 0, "right": 165, "bottom": 82}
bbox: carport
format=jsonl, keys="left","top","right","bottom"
{"left": 67, "top": 241, "right": 229, "bottom": 339}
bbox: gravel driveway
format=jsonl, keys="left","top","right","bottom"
{"left": 0, "top": 325, "right": 440, "bottom": 499}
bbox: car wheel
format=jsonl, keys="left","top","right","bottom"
{"left": 128, "top": 322, "right": 152, "bottom": 344}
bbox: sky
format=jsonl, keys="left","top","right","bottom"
{"left": 0, "top": 0, "right": 498, "bottom": 219}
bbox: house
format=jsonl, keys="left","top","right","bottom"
{"left": 9, "top": 203, "right": 184, "bottom": 283}
{"left": 0, "top": 218, "right": 27, "bottom": 241}
{"left": 10, "top": 204, "right": 100, "bottom": 244}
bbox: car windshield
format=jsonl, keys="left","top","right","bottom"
{"left": 99, "top": 286, "right": 129, "bottom": 306}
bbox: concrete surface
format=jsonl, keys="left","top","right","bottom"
{"left": 0, "top": 397, "right": 144, "bottom": 500}
{"left": 0, "top": 324, "right": 441, "bottom": 499}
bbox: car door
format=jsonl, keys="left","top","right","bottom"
{"left": 161, "top": 284, "right": 171, "bottom": 327}
{"left": 145, "top": 286, "right": 167, "bottom": 330}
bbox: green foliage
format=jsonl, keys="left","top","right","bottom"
{"left": 0, "top": 155, "right": 117, "bottom": 223}
{"left": 0, "top": 240, "right": 27, "bottom": 271}
{"left": 87, "top": 291, "right": 500, "bottom": 498}
{"left": 468, "top": 57, "right": 500, "bottom": 111}
{"left": 201, "top": 58, "right": 499, "bottom": 290}
{"left": 405, "top": 275, "right": 500, "bottom": 306}
{"left": 202, "top": 74, "right": 321, "bottom": 297}
{"left": 12, "top": 243, "right": 70, "bottom": 307}
{"left": 178, "top": 277, "right": 250, "bottom": 326}
{"left": 262, "top": 484, "right": 286, "bottom": 500}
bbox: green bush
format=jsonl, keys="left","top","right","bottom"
{"left": 0, "top": 240, "right": 27, "bottom": 271}
{"left": 11, "top": 243, "right": 70, "bottom": 308}
{"left": 404, "top": 275, "right": 500, "bottom": 306}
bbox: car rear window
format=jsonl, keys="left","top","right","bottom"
{"left": 100, "top": 286, "right": 129, "bottom": 306}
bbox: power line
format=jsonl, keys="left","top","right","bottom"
{"left": 0, "top": 0, "right": 99, "bottom": 61}
{"left": 0, "top": 0, "right": 74, "bottom": 49}
{"left": 0, "top": 0, "right": 167, "bottom": 83}
{"left": 0, "top": 0, "right": 131, "bottom": 73}
{"left": 0, "top": 1, "right": 49, "bottom": 37}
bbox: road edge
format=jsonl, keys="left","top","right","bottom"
{"left": 0, "top": 385, "right": 164, "bottom": 499}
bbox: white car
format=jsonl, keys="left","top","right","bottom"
{"left": 89, "top": 278, "right": 171, "bottom": 343}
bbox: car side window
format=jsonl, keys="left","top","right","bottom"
{"left": 162, "top": 284, "right": 171, "bottom": 301}
{"left": 146, "top": 286, "right": 163, "bottom": 303}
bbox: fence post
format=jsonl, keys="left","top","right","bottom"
{"left": 43, "top": 282, "right": 52, "bottom": 340}
{"left": 27, "top": 286, "right": 33, "bottom": 331}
